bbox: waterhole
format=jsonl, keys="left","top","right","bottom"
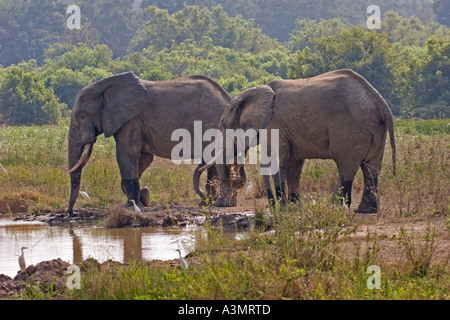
{"left": 0, "top": 218, "right": 195, "bottom": 278}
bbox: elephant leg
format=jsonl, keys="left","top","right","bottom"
{"left": 138, "top": 152, "right": 154, "bottom": 207}
{"left": 263, "top": 138, "right": 289, "bottom": 206}
{"left": 286, "top": 159, "right": 305, "bottom": 203}
{"left": 333, "top": 160, "right": 361, "bottom": 208}
{"left": 263, "top": 166, "right": 287, "bottom": 207}
{"left": 121, "top": 179, "right": 141, "bottom": 208}
{"left": 357, "top": 159, "right": 382, "bottom": 214}
{"left": 115, "top": 139, "right": 141, "bottom": 208}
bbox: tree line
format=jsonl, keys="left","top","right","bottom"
{"left": 0, "top": 1, "right": 448, "bottom": 125}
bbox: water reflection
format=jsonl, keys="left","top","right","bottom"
{"left": 0, "top": 219, "right": 194, "bottom": 278}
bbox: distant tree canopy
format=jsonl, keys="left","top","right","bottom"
{"left": 0, "top": 0, "right": 67, "bottom": 66}
{"left": 141, "top": 0, "right": 437, "bottom": 41}
{"left": 129, "top": 5, "right": 275, "bottom": 54}
{"left": 0, "top": 1, "right": 448, "bottom": 123}
{"left": 433, "top": 0, "right": 450, "bottom": 27}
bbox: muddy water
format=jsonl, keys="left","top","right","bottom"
{"left": 0, "top": 219, "right": 195, "bottom": 278}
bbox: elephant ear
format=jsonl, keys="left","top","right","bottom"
{"left": 221, "top": 85, "right": 275, "bottom": 132}
{"left": 101, "top": 72, "right": 148, "bottom": 137}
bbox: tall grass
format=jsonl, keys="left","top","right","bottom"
{"left": 0, "top": 124, "right": 199, "bottom": 213}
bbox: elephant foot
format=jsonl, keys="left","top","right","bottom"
{"left": 356, "top": 190, "right": 379, "bottom": 214}
{"left": 140, "top": 188, "right": 150, "bottom": 207}
{"left": 213, "top": 196, "right": 238, "bottom": 208}
{"left": 289, "top": 193, "right": 301, "bottom": 204}
{"left": 356, "top": 200, "right": 378, "bottom": 214}
{"left": 124, "top": 201, "right": 134, "bottom": 208}
{"left": 267, "top": 186, "right": 287, "bottom": 207}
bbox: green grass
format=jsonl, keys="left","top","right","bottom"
{"left": 395, "top": 118, "right": 450, "bottom": 135}
{"left": 0, "top": 124, "right": 199, "bottom": 212}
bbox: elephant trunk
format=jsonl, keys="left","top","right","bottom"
{"left": 193, "top": 164, "right": 206, "bottom": 200}
{"left": 68, "top": 169, "right": 82, "bottom": 216}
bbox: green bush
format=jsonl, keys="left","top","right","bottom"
{"left": 0, "top": 67, "right": 66, "bottom": 125}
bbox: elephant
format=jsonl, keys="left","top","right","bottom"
{"left": 196, "top": 69, "right": 396, "bottom": 214}
{"left": 67, "top": 72, "right": 246, "bottom": 216}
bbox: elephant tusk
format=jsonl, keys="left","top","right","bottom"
{"left": 69, "top": 143, "right": 93, "bottom": 173}
{"left": 198, "top": 149, "right": 223, "bottom": 173}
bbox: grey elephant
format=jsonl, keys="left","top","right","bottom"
{"left": 196, "top": 69, "right": 396, "bottom": 213}
{"left": 68, "top": 72, "right": 245, "bottom": 216}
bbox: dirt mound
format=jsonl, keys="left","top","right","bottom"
{"left": 0, "top": 258, "right": 128, "bottom": 299}
{"left": 0, "top": 259, "right": 70, "bottom": 298}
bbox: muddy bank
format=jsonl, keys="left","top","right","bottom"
{"left": 10, "top": 202, "right": 266, "bottom": 231}
{"left": 0, "top": 257, "right": 167, "bottom": 299}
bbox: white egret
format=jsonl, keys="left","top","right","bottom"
{"left": 176, "top": 249, "right": 188, "bottom": 270}
{"left": 79, "top": 191, "right": 91, "bottom": 200}
{"left": 130, "top": 199, "right": 142, "bottom": 213}
{"left": 342, "top": 197, "right": 349, "bottom": 211}
{"left": 18, "top": 247, "right": 28, "bottom": 271}
{"left": 246, "top": 182, "right": 253, "bottom": 196}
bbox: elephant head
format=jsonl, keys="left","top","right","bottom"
{"left": 220, "top": 85, "right": 275, "bottom": 133}
{"left": 194, "top": 85, "right": 276, "bottom": 204}
{"left": 68, "top": 72, "right": 148, "bottom": 215}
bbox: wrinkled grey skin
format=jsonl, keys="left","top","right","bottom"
{"left": 68, "top": 72, "right": 245, "bottom": 216}
{"left": 216, "top": 69, "right": 397, "bottom": 213}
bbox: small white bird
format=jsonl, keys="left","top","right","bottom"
{"left": 79, "top": 191, "right": 91, "bottom": 200}
{"left": 18, "top": 247, "right": 28, "bottom": 271}
{"left": 342, "top": 197, "right": 349, "bottom": 211}
{"left": 0, "top": 163, "right": 7, "bottom": 174}
{"left": 131, "top": 199, "right": 142, "bottom": 213}
{"left": 246, "top": 182, "right": 253, "bottom": 196}
{"left": 176, "top": 249, "right": 188, "bottom": 270}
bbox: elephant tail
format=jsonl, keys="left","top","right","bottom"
{"left": 375, "top": 94, "right": 397, "bottom": 176}
{"left": 385, "top": 106, "right": 397, "bottom": 176}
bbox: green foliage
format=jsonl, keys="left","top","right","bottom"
{"left": 289, "top": 27, "right": 399, "bottom": 112}
{"left": 384, "top": 11, "right": 449, "bottom": 47}
{"left": 288, "top": 19, "right": 349, "bottom": 52}
{"left": 129, "top": 5, "right": 275, "bottom": 54}
{"left": 76, "top": 0, "right": 143, "bottom": 57}
{"left": 0, "top": 0, "right": 67, "bottom": 66}
{"left": 42, "top": 66, "right": 112, "bottom": 110}
{"left": 0, "top": 67, "right": 66, "bottom": 125}
{"left": 0, "top": 2, "right": 448, "bottom": 121}
{"left": 433, "top": 0, "right": 450, "bottom": 27}
{"left": 43, "top": 44, "right": 114, "bottom": 72}
{"left": 147, "top": 40, "right": 287, "bottom": 95}
{"left": 397, "top": 35, "right": 450, "bottom": 118}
